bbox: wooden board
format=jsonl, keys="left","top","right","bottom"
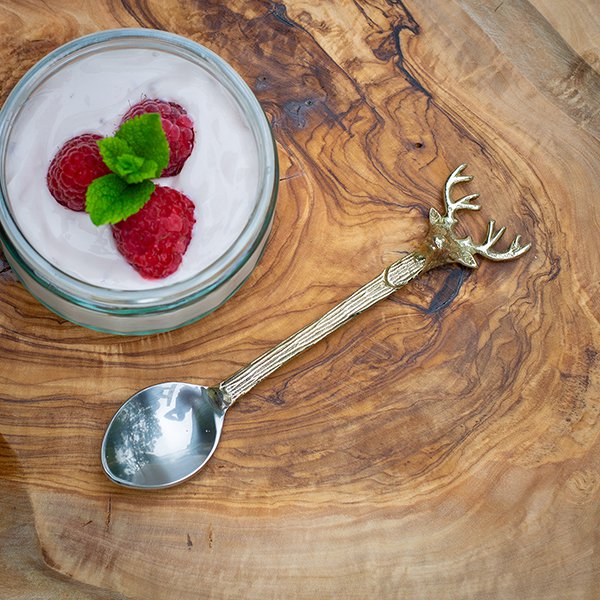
{"left": 1, "top": 1, "right": 599, "bottom": 598}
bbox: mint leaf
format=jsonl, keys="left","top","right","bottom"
{"left": 114, "top": 153, "right": 145, "bottom": 175}
{"left": 86, "top": 113, "right": 170, "bottom": 226}
{"left": 115, "top": 113, "right": 169, "bottom": 176}
{"left": 97, "top": 137, "right": 133, "bottom": 173}
{"left": 86, "top": 174, "right": 155, "bottom": 226}
{"left": 98, "top": 133, "right": 162, "bottom": 183}
{"left": 115, "top": 154, "right": 158, "bottom": 184}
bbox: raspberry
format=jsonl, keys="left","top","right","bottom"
{"left": 112, "top": 186, "right": 196, "bottom": 279}
{"left": 120, "top": 99, "right": 195, "bottom": 177}
{"left": 47, "top": 134, "right": 110, "bottom": 211}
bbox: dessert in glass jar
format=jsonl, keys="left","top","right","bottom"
{"left": 0, "top": 29, "right": 278, "bottom": 334}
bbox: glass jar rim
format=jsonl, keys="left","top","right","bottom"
{"left": 0, "top": 28, "right": 278, "bottom": 312}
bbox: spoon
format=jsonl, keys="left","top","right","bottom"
{"left": 101, "top": 165, "right": 531, "bottom": 489}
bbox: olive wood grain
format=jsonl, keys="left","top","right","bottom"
{"left": 0, "top": 1, "right": 599, "bottom": 599}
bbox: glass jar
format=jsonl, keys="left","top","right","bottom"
{"left": 0, "top": 29, "right": 278, "bottom": 335}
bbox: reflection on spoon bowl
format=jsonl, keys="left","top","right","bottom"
{"left": 101, "top": 383, "right": 226, "bottom": 489}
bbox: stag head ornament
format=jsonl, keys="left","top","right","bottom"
{"left": 417, "top": 164, "right": 531, "bottom": 271}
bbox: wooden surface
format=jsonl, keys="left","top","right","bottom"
{"left": 1, "top": 1, "right": 599, "bottom": 598}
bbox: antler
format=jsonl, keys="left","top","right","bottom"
{"left": 467, "top": 220, "right": 531, "bottom": 261}
{"left": 443, "top": 163, "right": 481, "bottom": 225}
{"left": 424, "top": 164, "right": 531, "bottom": 269}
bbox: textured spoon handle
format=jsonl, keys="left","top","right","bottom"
{"left": 219, "top": 252, "right": 426, "bottom": 405}
{"left": 219, "top": 164, "right": 532, "bottom": 407}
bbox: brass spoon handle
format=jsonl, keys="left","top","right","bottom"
{"left": 220, "top": 252, "right": 426, "bottom": 405}
{"left": 220, "top": 164, "right": 531, "bottom": 407}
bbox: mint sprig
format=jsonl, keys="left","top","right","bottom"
{"left": 97, "top": 137, "right": 158, "bottom": 184}
{"left": 112, "top": 113, "right": 169, "bottom": 174}
{"left": 85, "top": 113, "right": 170, "bottom": 225}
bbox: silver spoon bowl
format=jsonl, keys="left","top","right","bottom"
{"left": 102, "top": 384, "right": 226, "bottom": 488}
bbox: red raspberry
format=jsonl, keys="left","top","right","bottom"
{"left": 120, "top": 99, "right": 195, "bottom": 177}
{"left": 47, "top": 134, "right": 110, "bottom": 211}
{"left": 112, "top": 186, "right": 196, "bottom": 279}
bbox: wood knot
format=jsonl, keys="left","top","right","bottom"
{"left": 255, "top": 74, "right": 269, "bottom": 91}
{"left": 283, "top": 98, "right": 320, "bottom": 128}
{"left": 565, "top": 469, "right": 599, "bottom": 505}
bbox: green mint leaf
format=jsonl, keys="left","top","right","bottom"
{"left": 97, "top": 137, "right": 160, "bottom": 184}
{"left": 115, "top": 153, "right": 144, "bottom": 175}
{"left": 97, "top": 137, "right": 133, "bottom": 173}
{"left": 85, "top": 174, "right": 155, "bottom": 226}
{"left": 86, "top": 113, "right": 170, "bottom": 226}
{"left": 115, "top": 155, "right": 158, "bottom": 184}
{"left": 115, "top": 113, "right": 169, "bottom": 176}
